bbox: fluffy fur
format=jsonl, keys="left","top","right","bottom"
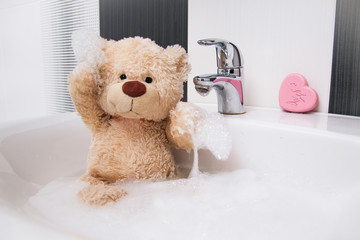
{"left": 68, "top": 34, "right": 196, "bottom": 205}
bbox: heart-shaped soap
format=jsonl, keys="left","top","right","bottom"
{"left": 279, "top": 73, "right": 318, "bottom": 113}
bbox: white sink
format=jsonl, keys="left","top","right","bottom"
{"left": 176, "top": 104, "right": 360, "bottom": 189}
{"left": 1, "top": 104, "right": 360, "bottom": 240}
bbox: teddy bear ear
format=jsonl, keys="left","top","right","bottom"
{"left": 164, "top": 45, "right": 191, "bottom": 81}
{"left": 71, "top": 29, "right": 107, "bottom": 67}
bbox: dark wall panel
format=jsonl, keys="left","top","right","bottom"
{"left": 329, "top": 0, "right": 360, "bottom": 116}
{"left": 99, "top": 0, "right": 188, "bottom": 100}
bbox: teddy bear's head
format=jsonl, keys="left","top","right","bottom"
{"left": 72, "top": 31, "right": 190, "bottom": 121}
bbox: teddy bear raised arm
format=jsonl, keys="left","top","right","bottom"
{"left": 68, "top": 30, "right": 202, "bottom": 205}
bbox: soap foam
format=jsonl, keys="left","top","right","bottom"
{"left": 24, "top": 104, "right": 360, "bottom": 239}
{"left": 26, "top": 171, "right": 360, "bottom": 240}
{"left": 194, "top": 111, "right": 232, "bottom": 161}
{"left": 178, "top": 103, "right": 232, "bottom": 177}
{"left": 71, "top": 29, "right": 106, "bottom": 67}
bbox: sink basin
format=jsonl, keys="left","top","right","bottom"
{"left": 1, "top": 104, "right": 360, "bottom": 239}
{"left": 176, "top": 104, "right": 360, "bottom": 189}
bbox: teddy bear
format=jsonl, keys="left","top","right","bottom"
{"left": 68, "top": 31, "right": 201, "bottom": 205}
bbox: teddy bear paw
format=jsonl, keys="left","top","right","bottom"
{"left": 78, "top": 183, "right": 127, "bottom": 206}
{"left": 167, "top": 102, "right": 206, "bottom": 151}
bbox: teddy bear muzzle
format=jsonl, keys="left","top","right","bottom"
{"left": 106, "top": 81, "right": 151, "bottom": 117}
{"left": 122, "top": 81, "right": 147, "bottom": 98}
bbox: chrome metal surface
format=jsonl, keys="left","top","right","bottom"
{"left": 197, "top": 38, "right": 244, "bottom": 72}
{"left": 194, "top": 38, "right": 245, "bottom": 114}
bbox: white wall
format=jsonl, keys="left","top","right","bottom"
{"left": 188, "top": 0, "right": 337, "bottom": 112}
{"left": 0, "top": 0, "right": 337, "bottom": 123}
{"left": 0, "top": 0, "right": 47, "bottom": 123}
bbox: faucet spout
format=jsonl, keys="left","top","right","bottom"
{"left": 193, "top": 74, "right": 219, "bottom": 96}
{"left": 194, "top": 74, "right": 245, "bottom": 114}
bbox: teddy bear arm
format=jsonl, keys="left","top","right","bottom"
{"left": 166, "top": 102, "right": 209, "bottom": 152}
{"left": 68, "top": 67, "right": 110, "bottom": 132}
{"left": 166, "top": 118, "right": 193, "bottom": 152}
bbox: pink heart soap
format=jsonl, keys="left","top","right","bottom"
{"left": 279, "top": 73, "right": 318, "bottom": 113}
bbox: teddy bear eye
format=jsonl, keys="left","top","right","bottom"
{"left": 145, "top": 77, "right": 153, "bottom": 84}
{"left": 120, "top": 74, "right": 127, "bottom": 80}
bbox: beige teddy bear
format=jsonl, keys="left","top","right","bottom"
{"left": 68, "top": 31, "right": 201, "bottom": 205}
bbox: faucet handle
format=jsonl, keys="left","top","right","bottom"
{"left": 197, "top": 38, "right": 244, "bottom": 75}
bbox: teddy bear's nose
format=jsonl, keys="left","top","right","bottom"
{"left": 122, "top": 81, "right": 147, "bottom": 98}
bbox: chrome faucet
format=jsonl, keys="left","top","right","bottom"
{"left": 193, "top": 38, "right": 245, "bottom": 114}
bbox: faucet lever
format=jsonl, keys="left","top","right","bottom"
{"left": 197, "top": 38, "right": 243, "bottom": 75}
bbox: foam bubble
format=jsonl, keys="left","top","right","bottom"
{"left": 195, "top": 111, "right": 232, "bottom": 161}
{"left": 173, "top": 102, "right": 232, "bottom": 162}
{"left": 25, "top": 171, "right": 360, "bottom": 240}
{"left": 175, "top": 103, "right": 232, "bottom": 177}
{"left": 71, "top": 29, "right": 106, "bottom": 68}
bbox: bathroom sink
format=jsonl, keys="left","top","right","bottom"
{"left": 176, "top": 104, "right": 360, "bottom": 189}
{"left": 1, "top": 104, "right": 360, "bottom": 240}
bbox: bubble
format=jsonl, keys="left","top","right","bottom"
{"left": 26, "top": 171, "right": 360, "bottom": 240}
